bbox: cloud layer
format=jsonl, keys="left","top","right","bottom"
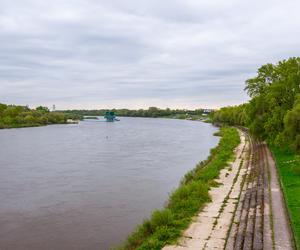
{"left": 0, "top": 0, "right": 299, "bottom": 109}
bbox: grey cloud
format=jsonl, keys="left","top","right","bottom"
{"left": 0, "top": 0, "right": 299, "bottom": 109}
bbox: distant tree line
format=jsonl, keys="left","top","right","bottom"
{"left": 60, "top": 107, "right": 206, "bottom": 119}
{"left": 212, "top": 57, "right": 300, "bottom": 152}
{"left": 0, "top": 104, "right": 210, "bottom": 129}
{"left": 0, "top": 104, "right": 70, "bottom": 129}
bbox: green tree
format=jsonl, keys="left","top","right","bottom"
{"left": 0, "top": 103, "right": 67, "bottom": 129}
{"left": 36, "top": 106, "right": 50, "bottom": 113}
{"left": 212, "top": 57, "right": 300, "bottom": 152}
{"left": 282, "top": 94, "right": 300, "bottom": 152}
{"left": 24, "top": 115, "right": 35, "bottom": 124}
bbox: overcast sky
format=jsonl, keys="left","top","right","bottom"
{"left": 0, "top": 0, "right": 299, "bottom": 109}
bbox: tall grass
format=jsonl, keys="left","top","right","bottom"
{"left": 115, "top": 127, "right": 240, "bottom": 250}
{"left": 271, "top": 148, "right": 300, "bottom": 248}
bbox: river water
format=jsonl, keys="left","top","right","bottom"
{"left": 0, "top": 117, "right": 219, "bottom": 250}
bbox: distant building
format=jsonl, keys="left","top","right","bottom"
{"left": 202, "top": 109, "right": 214, "bottom": 114}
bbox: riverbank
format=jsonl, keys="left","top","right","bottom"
{"left": 117, "top": 127, "right": 296, "bottom": 250}
{"left": 163, "top": 129, "right": 247, "bottom": 249}
{"left": 0, "top": 103, "right": 68, "bottom": 129}
{"left": 0, "top": 122, "right": 71, "bottom": 129}
{"left": 58, "top": 108, "right": 212, "bottom": 120}
{"left": 116, "top": 127, "right": 240, "bottom": 250}
{"left": 163, "top": 129, "right": 295, "bottom": 250}
{"left": 0, "top": 103, "right": 84, "bottom": 129}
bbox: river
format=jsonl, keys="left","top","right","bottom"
{"left": 0, "top": 117, "right": 219, "bottom": 249}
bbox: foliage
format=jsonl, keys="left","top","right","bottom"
{"left": 83, "top": 116, "right": 99, "bottom": 119}
{"left": 212, "top": 57, "right": 300, "bottom": 152}
{"left": 116, "top": 127, "right": 240, "bottom": 250}
{"left": 272, "top": 147, "right": 300, "bottom": 246}
{"left": 211, "top": 104, "right": 248, "bottom": 126}
{"left": 281, "top": 94, "right": 300, "bottom": 152}
{"left": 59, "top": 107, "right": 207, "bottom": 119}
{"left": 0, "top": 103, "right": 68, "bottom": 129}
{"left": 63, "top": 113, "right": 84, "bottom": 121}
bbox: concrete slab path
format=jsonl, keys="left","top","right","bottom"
{"left": 163, "top": 129, "right": 294, "bottom": 250}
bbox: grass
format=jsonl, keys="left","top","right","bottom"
{"left": 115, "top": 127, "right": 240, "bottom": 250}
{"left": 271, "top": 147, "right": 300, "bottom": 248}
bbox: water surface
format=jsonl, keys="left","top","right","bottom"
{"left": 0, "top": 117, "right": 219, "bottom": 249}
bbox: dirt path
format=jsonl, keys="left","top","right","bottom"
{"left": 163, "top": 129, "right": 294, "bottom": 250}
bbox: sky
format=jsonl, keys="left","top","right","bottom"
{"left": 0, "top": 0, "right": 300, "bottom": 110}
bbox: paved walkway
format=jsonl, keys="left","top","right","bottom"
{"left": 163, "top": 130, "right": 294, "bottom": 250}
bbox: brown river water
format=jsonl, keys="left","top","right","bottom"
{"left": 0, "top": 117, "right": 219, "bottom": 250}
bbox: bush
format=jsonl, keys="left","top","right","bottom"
{"left": 150, "top": 210, "right": 174, "bottom": 230}
{"left": 0, "top": 103, "right": 68, "bottom": 129}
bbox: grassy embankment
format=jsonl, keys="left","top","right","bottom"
{"left": 272, "top": 148, "right": 300, "bottom": 247}
{"left": 116, "top": 127, "right": 240, "bottom": 250}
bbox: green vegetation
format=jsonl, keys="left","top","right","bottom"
{"left": 0, "top": 103, "right": 72, "bottom": 129}
{"left": 116, "top": 127, "right": 240, "bottom": 250}
{"left": 60, "top": 107, "right": 210, "bottom": 120}
{"left": 84, "top": 116, "right": 99, "bottom": 119}
{"left": 212, "top": 57, "right": 300, "bottom": 153}
{"left": 212, "top": 57, "right": 300, "bottom": 248}
{"left": 271, "top": 148, "right": 300, "bottom": 246}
